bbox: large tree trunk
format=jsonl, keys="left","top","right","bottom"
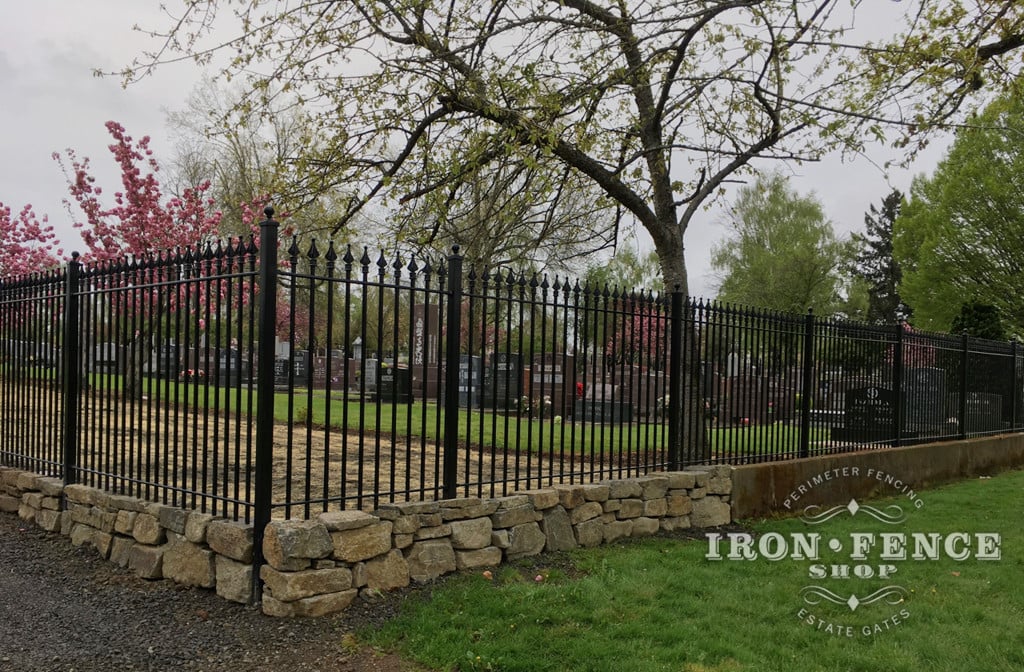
{"left": 125, "top": 333, "right": 153, "bottom": 401}
{"left": 653, "top": 237, "right": 709, "bottom": 466}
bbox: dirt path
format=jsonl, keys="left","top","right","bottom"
{"left": 3, "top": 382, "right": 581, "bottom": 517}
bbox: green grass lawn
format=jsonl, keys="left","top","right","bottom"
{"left": 364, "top": 469, "right": 1024, "bottom": 671}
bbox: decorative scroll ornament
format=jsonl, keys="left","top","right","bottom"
{"left": 801, "top": 499, "right": 906, "bottom": 525}
{"left": 800, "top": 585, "right": 910, "bottom": 612}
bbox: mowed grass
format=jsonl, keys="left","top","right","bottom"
{"left": 364, "top": 469, "right": 1024, "bottom": 672}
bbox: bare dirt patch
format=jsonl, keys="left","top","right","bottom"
{"left": 5, "top": 380, "right": 643, "bottom": 517}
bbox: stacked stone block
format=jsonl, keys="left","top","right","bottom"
{"left": 2, "top": 467, "right": 257, "bottom": 605}
{"left": 1, "top": 464, "right": 732, "bottom": 618}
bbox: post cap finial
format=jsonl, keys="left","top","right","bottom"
{"left": 264, "top": 206, "right": 275, "bottom": 219}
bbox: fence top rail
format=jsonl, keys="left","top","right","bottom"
{"left": 281, "top": 243, "right": 452, "bottom": 284}
{"left": 71, "top": 238, "right": 259, "bottom": 277}
{"left": 0, "top": 268, "right": 66, "bottom": 289}
{"left": 3, "top": 232, "right": 1024, "bottom": 358}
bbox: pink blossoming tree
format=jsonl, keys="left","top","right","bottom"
{"left": 56, "top": 121, "right": 223, "bottom": 260}
{"left": 53, "top": 122, "right": 240, "bottom": 396}
{"left": 0, "top": 203, "right": 62, "bottom": 277}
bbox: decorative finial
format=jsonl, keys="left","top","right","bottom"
{"left": 264, "top": 206, "right": 275, "bottom": 219}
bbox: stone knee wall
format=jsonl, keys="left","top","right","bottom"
{"left": 1, "top": 468, "right": 257, "bottom": 604}
{"left": 0, "top": 465, "right": 733, "bottom": 617}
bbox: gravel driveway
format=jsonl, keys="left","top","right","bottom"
{"left": 0, "top": 512, "right": 426, "bottom": 672}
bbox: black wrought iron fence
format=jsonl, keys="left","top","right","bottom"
{"left": 2, "top": 209, "right": 1023, "bottom": 528}
{"left": 270, "top": 236, "right": 677, "bottom": 518}
{"left": 0, "top": 268, "right": 66, "bottom": 475}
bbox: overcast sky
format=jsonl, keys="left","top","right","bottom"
{"left": 0, "top": 1, "right": 950, "bottom": 299}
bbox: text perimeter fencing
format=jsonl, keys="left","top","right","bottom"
{"left": 2, "top": 210, "right": 1023, "bottom": 528}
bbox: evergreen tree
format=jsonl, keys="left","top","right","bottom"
{"left": 852, "top": 189, "right": 911, "bottom": 324}
{"left": 950, "top": 301, "right": 1007, "bottom": 341}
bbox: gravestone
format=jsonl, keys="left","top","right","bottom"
{"left": 586, "top": 381, "right": 615, "bottom": 402}
{"left": 458, "top": 355, "right": 483, "bottom": 408}
{"left": 274, "top": 350, "right": 311, "bottom": 387}
{"left": 210, "top": 348, "right": 248, "bottom": 387}
{"left": 93, "top": 342, "right": 124, "bottom": 374}
{"left": 965, "top": 392, "right": 1003, "bottom": 434}
{"left": 902, "top": 367, "right": 946, "bottom": 433}
{"left": 766, "top": 378, "right": 796, "bottom": 422}
{"left": 576, "top": 380, "right": 633, "bottom": 424}
{"left": 483, "top": 352, "right": 522, "bottom": 409}
{"left": 378, "top": 364, "right": 412, "bottom": 404}
{"left": 530, "top": 354, "right": 575, "bottom": 415}
{"left": 274, "top": 358, "right": 290, "bottom": 386}
{"left": 155, "top": 342, "right": 180, "bottom": 379}
{"left": 409, "top": 304, "right": 440, "bottom": 399}
{"left": 411, "top": 304, "right": 440, "bottom": 366}
{"left": 311, "top": 351, "right": 346, "bottom": 389}
{"left": 575, "top": 398, "right": 632, "bottom": 423}
{"left": 831, "top": 385, "right": 895, "bottom": 444}
{"left": 624, "top": 367, "right": 665, "bottom": 419}
{"left": 725, "top": 375, "right": 768, "bottom": 425}
{"left": 363, "top": 358, "right": 378, "bottom": 391}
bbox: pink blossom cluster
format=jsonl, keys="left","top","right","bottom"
{"left": 55, "top": 121, "right": 223, "bottom": 262}
{"left": 0, "top": 202, "right": 62, "bottom": 277}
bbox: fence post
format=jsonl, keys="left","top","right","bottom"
{"left": 892, "top": 323, "right": 904, "bottom": 447}
{"left": 798, "top": 309, "right": 814, "bottom": 459}
{"left": 442, "top": 246, "right": 463, "bottom": 500}
{"left": 253, "top": 207, "right": 279, "bottom": 603}
{"left": 668, "top": 287, "right": 683, "bottom": 470}
{"left": 1011, "top": 341, "right": 1019, "bottom": 431}
{"left": 959, "top": 333, "right": 969, "bottom": 439}
{"left": 61, "top": 252, "right": 82, "bottom": 486}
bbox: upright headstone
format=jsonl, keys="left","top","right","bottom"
{"left": 902, "top": 367, "right": 946, "bottom": 433}
{"left": 484, "top": 352, "right": 522, "bottom": 409}
{"left": 378, "top": 363, "right": 412, "bottom": 404}
{"left": 312, "top": 351, "right": 346, "bottom": 389}
{"left": 832, "top": 385, "right": 895, "bottom": 444}
{"left": 411, "top": 304, "right": 440, "bottom": 398}
{"left": 156, "top": 342, "right": 180, "bottom": 379}
{"left": 292, "top": 350, "right": 311, "bottom": 388}
{"left": 458, "top": 354, "right": 483, "bottom": 407}
{"left": 363, "top": 358, "right": 378, "bottom": 392}
{"left": 576, "top": 379, "right": 633, "bottom": 424}
{"left": 411, "top": 304, "right": 439, "bottom": 366}
{"left": 725, "top": 375, "right": 767, "bottom": 425}
{"left": 531, "top": 354, "right": 575, "bottom": 415}
{"left": 211, "top": 348, "right": 247, "bottom": 387}
{"left": 274, "top": 358, "right": 290, "bottom": 386}
{"left": 624, "top": 367, "right": 665, "bottom": 419}
{"left": 965, "top": 392, "right": 1003, "bottom": 434}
